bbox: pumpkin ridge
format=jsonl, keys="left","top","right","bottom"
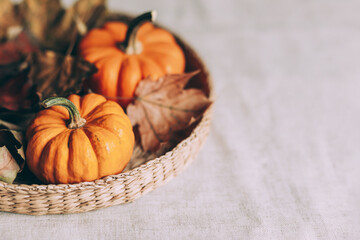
{"left": 79, "top": 29, "right": 115, "bottom": 49}
{"left": 83, "top": 123, "right": 122, "bottom": 145}
{"left": 86, "top": 113, "right": 127, "bottom": 125}
{"left": 79, "top": 93, "right": 107, "bottom": 117}
{"left": 142, "top": 42, "right": 183, "bottom": 58}
{"left": 82, "top": 101, "right": 120, "bottom": 120}
{"left": 93, "top": 47, "right": 123, "bottom": 65}
{"left": 82, "top": 46, "right": 121, "bottom": 65}
{"left": 137, "top": 55, "right": 164, "bottom": 79}
{"left": 144, "top": 50, "right": 180, "bottom": 63}
{"left": 93, "top": 55, "right": 123, "bottom": 98}
{"left": 117, "top": 55, "right": 142, "bottom": 103}
{"left": 38, "top": 129, "right": 71, "bottom": 183}
{"left": 86, "top": 114, "right": 133, "bottom": 143}
{"left": 139, "top": 29, "right": 175, "bottom": 44}
{"left": 81, "top": 126, "right": 104, "bottom": 178}
{"left": 66, "top": 130, "right": 75, "bottom": 182}
{"left": 27, "top": 124, "right": 66, "bottom": 139}
{"left": 26, "top": 124, "right": 66, "bottom": 178}
{"left": 54, "top": 130, "right": 72, "bottom": 183}
{"left": 140, "top": 52, "right": 175, "bottom": 74}
{"left": 66, "top": 128, "right": 98, "bottom": 183}
{"left": 84, "top": 123, "right": 132, "bottom": 178}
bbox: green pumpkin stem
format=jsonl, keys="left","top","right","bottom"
{"left": 42, "top": 97, "right": 86, "bottom": 129}
{"left": 120, "top": 10, "right": 157, "bottom": 54}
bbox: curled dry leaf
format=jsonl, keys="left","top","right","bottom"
{"left": 0, "top": 73, "right": 35, "bottom": 111}
{"left": 0, "top": 56, "right": 35, "bottom": 111}
{"left": 0, "top": 0, "right": 107, "bottom": 53}
{"left": 21, "top": 0, "right": 106, "bottom": 51}
{"left": 0, "top": 31, "right": 37, "bottom": 65}
{"left": 0, "top": 58, "right": 28, "bottom": 84}
{"left": 0, "top": 0, "right": 36, "bottom": 65}
{"left": 20, "top": 0, "right": 63, "bottom": 46}
{"left": 126, "top": 71, "right": 212, "bottom": 152}
{"left": 57, "top": 0, "right": 107, "bottom": 36}
{"left": 27, "top": 50, "right": 97, "bottom": 100}
{"left": 0, "top": 120, "right": 25, "bottom": 184}
{"left": 0, "top": 0, "right": 22, "bottom": 41}
{"left": 0, "top": 108, "right": 35, "bottom": 131}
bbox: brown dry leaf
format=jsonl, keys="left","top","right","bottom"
{"left": 0, "top": 1, "right": 34, "bottom": 65}
{"left": 0, "top": 55, "right": 36, "bottom": 112}
{"left": 20, "top": 0, "right": 106, "bottom": 51}
{"left": 56, "top": 0, "right": 106, "bottom": 36}
{"left": 0, "top": 59, "right": 28, "bottom": 84}
{"left": 0, "top": 0, "right": 106, "bottom": 51}
{"left": 0, "top": 31, "right": 38, "bottom": 65}
{"left": 20, "top": 0, "right": 63, "bottom": 45}
{"left": 0, "top": 0, "right": 22, "bottom": 41}
{"left": 126, "top": 71, "right": 212, "bottom": 152}
{"left": 0, "top": 72, "right": 36, "bottom": 111}
{"left": 27, "top": 50, "right": 97, "bottom": 100}
{"left": 0, "top": 120, "right": 25, "bottom": 184}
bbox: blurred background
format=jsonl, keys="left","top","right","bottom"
{"left": 3, "top": 0, "right": 360, "bottom": 239}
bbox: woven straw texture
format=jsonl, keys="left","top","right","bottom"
{"left": 0, "top": 23, "right": 213, "bottom": 215}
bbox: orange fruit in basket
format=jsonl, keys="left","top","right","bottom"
{"left": 25, "top": 93, "right": 134, "bottom": 184}
{"left": 79, "top": 11, "right": 185, "bottom": 108}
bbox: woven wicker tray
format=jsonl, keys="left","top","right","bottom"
{"left": 0, "top": 16, "right": 213, "bottom": 215}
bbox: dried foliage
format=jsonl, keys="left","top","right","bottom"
{"left": 27, "top": 50, "right": 97, "bottom": 100}
{"left": 127, "top": 71, "right": 212, "bottom": 152}
{"left": 0, "top": 120, "right": 25, "bottom": 184}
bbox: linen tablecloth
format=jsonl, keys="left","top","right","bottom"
{"left": 1, "top": 0, "right": 359, "bottom": 239}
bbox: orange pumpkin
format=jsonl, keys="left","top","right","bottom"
{"left": 79, "top": 11, "right": 185, "bottom": 107}
{"left": 25, "top": 93, "right": 134, "bottom": 184}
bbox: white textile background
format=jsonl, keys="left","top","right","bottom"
{"left": 1, "top": 0, "right": 360, "bottom": 239}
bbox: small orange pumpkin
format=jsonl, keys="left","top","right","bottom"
{"left": 25, "top": 93, "right": 134, "bottom": 184}
{"left": 79, "top": 11, "right": 185, "bottom": 107}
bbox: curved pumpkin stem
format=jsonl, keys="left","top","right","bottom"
{"left": 42, "top": 97, "right": 86, "bottom": 129}
{"left": 120, "top": 10, "right": 157, "bottom": 54}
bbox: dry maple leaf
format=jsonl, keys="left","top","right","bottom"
{"left": 27, "top": 50, "right": 97, "bottom": 100}
{"left": 56, "top": 0, "right": 106, "bottom": 35}
{"left": 20, "top": 0, "right": 63, "bottom": 44}
{"left": 21, "top": 0, "right": 106, "bottom": 51}
{"left": 0, "top": 120, "right": 25, "bottom": 184}
{"left": 0, "top": 0, "right": 106, "bottom": 52}
{"left": 126, "top": 71, "right": 212, "bottom": 152}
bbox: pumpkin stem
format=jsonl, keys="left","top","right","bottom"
{"left": 42, "top": 97, "right": 86, "bottom": 129}
{"left": 120, "top": 11, "right": 157, "bottom": 54}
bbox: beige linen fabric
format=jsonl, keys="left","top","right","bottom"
{"left": 1, "top": 0, "right": 360, "bottom": 239}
